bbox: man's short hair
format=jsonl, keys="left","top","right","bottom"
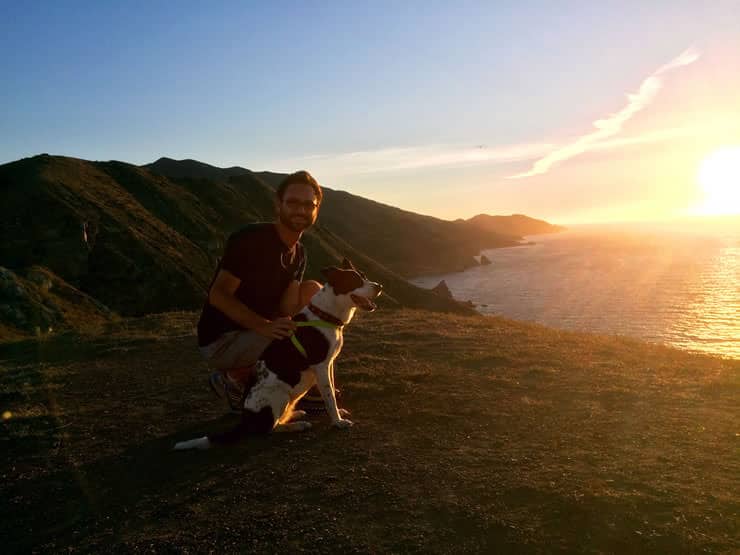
{"left": 277, "top": 171, "right": 323, "bottom": 206}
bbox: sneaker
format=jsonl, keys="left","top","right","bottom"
{"left": 209, "top": 371, "right": 243, "bottom": 413}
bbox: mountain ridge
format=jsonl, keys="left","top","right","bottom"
{"left": 1, "top": 154, "right": 563, "bottom": 339}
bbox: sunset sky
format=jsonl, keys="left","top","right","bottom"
{"left": 2, "top": 1, "right": 739, "bottom": 224}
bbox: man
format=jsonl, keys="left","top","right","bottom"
{"left": 196, "top": 170, "right": 323, "bottom": 410}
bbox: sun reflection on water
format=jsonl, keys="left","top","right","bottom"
{"left": 667, "top": 244, "right": 739, "bottom": 357}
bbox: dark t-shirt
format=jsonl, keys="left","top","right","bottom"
{"left": 197, "top": 223, "right": 306, "bottom": 347}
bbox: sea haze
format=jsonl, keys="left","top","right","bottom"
{"left": 411, "top": 221, "right": 740, "bottom": 359}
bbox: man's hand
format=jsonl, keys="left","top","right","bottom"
{"left": 256, "top": 317, "right": 297, "bottom": 339}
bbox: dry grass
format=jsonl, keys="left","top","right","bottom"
{"left": 1, "top": 309, "right": 738, "bottom": 553}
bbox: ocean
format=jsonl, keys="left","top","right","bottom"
{"left": 411, "top": 221, "right": 740, "bottom": 359}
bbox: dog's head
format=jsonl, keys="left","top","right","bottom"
{"left": 321, "top": 258, "right": 382, "bottom": 312}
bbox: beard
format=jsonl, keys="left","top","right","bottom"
{"left": 279, "top": 211, "right": 314, "bottom": 233}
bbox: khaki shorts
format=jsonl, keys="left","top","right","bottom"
{"left": 199, "top": 330, "right": 272, "bottom": 370}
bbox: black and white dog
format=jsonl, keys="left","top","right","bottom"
{"left": 175, "top": 259, "right": 382, "bottom": 450}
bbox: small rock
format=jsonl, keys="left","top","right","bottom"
{"left": 431, "top": 280, "right": 453, "bottom": 299}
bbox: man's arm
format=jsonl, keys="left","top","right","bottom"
{"left": 209, "top": 269, "right": 295, "bottom": 339}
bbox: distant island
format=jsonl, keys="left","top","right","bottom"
{"left": 463, "top": 213, "right": 566, "bottom": 236}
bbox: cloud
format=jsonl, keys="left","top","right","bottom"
{"left": 271, "top": 142, "right": 554, "bottom": 177}
{"left": 508, "top": 47, "right": 701, "bottom": 179}
{"left": 589, "top": 126, "right": 695, "bottom": 151}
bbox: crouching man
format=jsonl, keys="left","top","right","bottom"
{"left": 196, "top": 170, "right": 324, "bottom": 410}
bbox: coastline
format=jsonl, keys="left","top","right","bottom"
{"left": 410, "top": 227, "right": 740, "bottom": 360}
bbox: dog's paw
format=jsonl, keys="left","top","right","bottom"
{"left": 289, "top": 410, "right": 307, "bottom": 420}
{"left": 333, "top": 418, "right": 354, "bottom": 429}
{"left": 338, "top": 408, "right": 352, "bottom": 418}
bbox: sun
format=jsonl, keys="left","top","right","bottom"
{"left": 696, "top": 146, "right": 740, "bottom": 215}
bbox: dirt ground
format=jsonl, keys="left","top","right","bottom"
{"left": 1, "top": 309, "right": 738, "bottom": 553}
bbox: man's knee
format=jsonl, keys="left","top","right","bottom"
{"left": 299, "top": 280, "right": 322, "bottom": 306}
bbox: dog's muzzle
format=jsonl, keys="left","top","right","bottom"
{"left": 351, "top": 283, "right": 382, "bottom": 311}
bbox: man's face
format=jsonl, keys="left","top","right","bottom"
{"left": 277, "top": 183, "right": 319, "bottom": 233}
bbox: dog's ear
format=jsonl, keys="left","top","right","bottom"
{"left": 341, "top": 258, "right": 367, "bottom": 279}
{"left": 322, "top": 266, "right": 364, "bottom": 294}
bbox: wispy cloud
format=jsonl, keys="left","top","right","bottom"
{"left": 508, "top": 47, "right": 701, "bottom": 179}
{"left": 272, "top": 142, "right": 554, "bottom": 177}
{"left": 589, "top": 126, "right": 695, "bottom": 151}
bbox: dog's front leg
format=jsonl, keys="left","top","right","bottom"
{"left": 329, "top": 361, "right": 351, "bottom": 418}
{"left": 315, "top": 361, "right": 352, "bottom": 428}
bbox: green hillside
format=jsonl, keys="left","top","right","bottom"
{"left": 0, "top": 155, "right": 212, "bottom": 317}
{"left": 1, "top": 154, "right": 566, "bottom": 339}
{"left": 2, "top": 154, "right": 496, "bottom": 338}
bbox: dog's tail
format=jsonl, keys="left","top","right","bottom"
{"left": 174, "top": 406, "right": 277, "bottom": 451}
{"left": 173, "top": 419, "right": 263, "bottom": 451}
{"left": 173, "top": 436, "right": 211, "bottom": 450}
